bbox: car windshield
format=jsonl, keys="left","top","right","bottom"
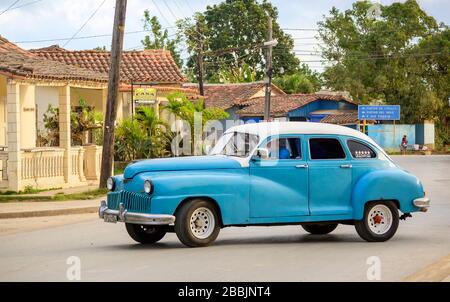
{"left": 210, "top": 131, "right": 260, "bottom": 158}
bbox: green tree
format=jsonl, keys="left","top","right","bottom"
{"left": 273, "top": 64, "right": 323, "bottom": 94}
{"left": 319, "top": 0, "right": 439, "bottom": 107}
{"left": 135, "top": 107, "right": 172, "bottom": 158}
{"left": 40, "top": 99, "right": 103, "bottom": 147}
{"left": 177, "top": 0, "right": 300, "bottom": 81}
{"left": 114, "top": 107, "right": 172, "bottom": 161}
{"left": 142, "top": 11, "right": 182, "bottom": 67}
{"left": 71, "top": 98, "right": 103, "bottom": 146}
{"left": 164, "top": 92, "right": 229, "bottom": 154}
{"left": 115, "top": 118, "right": 150, "bottom": 161}
{"left": 318, "top": 0, "right": 449, "bottom": 147}
{"left": 213, "top": 63, "right": 257, "bottom": 83}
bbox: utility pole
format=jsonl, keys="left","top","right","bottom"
{"left": 99, "top": 0, "right": 127, "bottom": 188}
{"left": 196, "top": 22, "right": 205, "bottom": 96}
{"left": 263, "top": 16, "right": 277, "bottom": 121}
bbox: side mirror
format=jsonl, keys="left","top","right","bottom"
{"left": 252, "top": 148, "right": 269, "bottom": 161}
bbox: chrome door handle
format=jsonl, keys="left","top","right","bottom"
{"left": 295, "top": 164, "right": 308, "bottom": 169}
{"left": 340, "top": 164, "right": 352, "bottom": 168}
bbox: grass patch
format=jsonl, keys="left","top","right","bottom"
{"left": 0, "top": 188, "right": 108, "bottom": 203}
{"left": 0, "top": 185, "right": 62, "bottom": 196}
{"left": 0, "top": 195, "right": 53, "bottom": 203}
{"left": 51, "top": 188, "right": 108, "bottom": 201}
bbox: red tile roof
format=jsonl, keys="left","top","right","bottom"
{"left": 236, "top": 93, "right": 356, "bottom": 116}
{"left": 182, "top": 82, "right": 285, "bottom": 109}
{"left": 31, "top": 46, "right": 185, "bottom": 83}
{"left": 0, "top": 36, "right": 108, "bottom": 83}
{"left": 320, "top": 111, "right": 359, "bottom": 125}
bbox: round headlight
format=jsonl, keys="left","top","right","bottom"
{"left": 144, "top": 180, "right": 152, "bottom": 194}
{"left": 106, "top": 177, "right": 115, "bottom": 191}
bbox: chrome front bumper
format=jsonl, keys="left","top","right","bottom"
{"left": 99, "top": 200, "right": 175, "bottom": 225}
{"left": 413, "top": 197, "right": 430, "bottom": 211}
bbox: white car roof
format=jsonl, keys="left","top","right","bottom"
{"left": 226, "top": 121, "right": 379, "bottom": 147}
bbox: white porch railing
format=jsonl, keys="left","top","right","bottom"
{"left": 21, "top": 148, "right": 65, "bottom": 180}
{"left": 83, "top": 144, "right": 103, "bottom": 181}
{"left": 70, "top": 146, "right": 86, "bottom": 181}
{"left": 0, "top": 151, "right": 8, "bottom": 189}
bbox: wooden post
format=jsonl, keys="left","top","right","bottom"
{"left": 196, "top": 22, "right": 204, "bottom": 97}
{"left": 363, "top": 119, "right": 367, "bottom": 134}
{"left": 99, "top": 0, "right": 127, "bottom": 188}
{"left": 264, "top": 16, "right": 273, "bottom": 121}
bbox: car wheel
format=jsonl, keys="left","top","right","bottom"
{"left": 355, "top": 201, "right": 399, "bottom": 242}
{"left": 302, "top": 223, "right": 338, "bottom": 235}
{"left": 125, "top": 223, "right": 166, "bottom": 244}
{"left": 175, "top": 199, "right": 221, "bottom": 247}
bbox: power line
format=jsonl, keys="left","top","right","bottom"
{"left": 7, "top": 0, "right": 43, "bottom": 12}
{"left": 0, "top": 0, "right": 21, "bottom": 16}
{"left": 295, "top": 51, "right": 449, "bottom": 63}
{"left": 63, "top": 0, "right": 107, "bottom": 47}
{"left": 162, "top": 0, "right": 180, "bottom": 20}
{"left": 172, "top": 0, "right": 187, "bottom": 19}
{"left": 151, "top": 0, "right": 172, "bottom": 27}
{"left": 13, "top": 27, "right": 175, "bottom": 44}
{"left": 181, "top": 0, "right": 195, "bottom": 14}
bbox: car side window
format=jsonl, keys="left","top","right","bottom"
{"left": 347, "top": 140, "right": 376, "bottom": 159}
{"left": 261, "top": 137, "right": 302, "bottom": 160}
{"left": 309, "top": 138, "right": 346, "bottom": 160}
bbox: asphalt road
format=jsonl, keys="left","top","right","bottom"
{"left": 0, "top": 155, "right": 449, "bottom": 281}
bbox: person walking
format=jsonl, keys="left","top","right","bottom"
{"left": 401, "top": 135, "right": 408, "bottom": 155}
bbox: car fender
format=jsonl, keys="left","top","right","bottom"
{"left": 351, "top": 168, "right": 424, "bottom": 220}
{"left": 131, "top": 169, "right": 250, "bottom": 225}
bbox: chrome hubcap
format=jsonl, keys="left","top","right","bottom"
{"left": 368, "top": 204, "right": 393, "bottom": 235}
{"left": 190, "top": 207, "right": 214, "bottom": 239}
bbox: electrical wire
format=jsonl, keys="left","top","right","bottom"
{"left": 6, "top": 0, "right": 42, "bottom": 12}
{"left": 0, "top": 0, "right": 21, "bottom": 16}
{"left": 151, "top": 0, "right": 172, "bottom": 27}
{"left": 62, "top": 0, "right": 107, "bottom": 47}
{"left": 13, "top": 27, "right": 176, "bottom": 44}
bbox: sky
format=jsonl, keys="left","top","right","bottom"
{"left": 0, "top": 0, "right": 449, "bottom": 72}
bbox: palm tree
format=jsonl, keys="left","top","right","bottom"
{"left": 164, "top": 92, "right": 229, "bottom": 155}
{"left": 135, "top": 107, "right": 171, "bottom": 158}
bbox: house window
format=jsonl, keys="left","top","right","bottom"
{"left": 347, "top": 140, "right": 376, "bottom": 159}
{"left": 309, "top": 138, "right": 346, "bottom": 160}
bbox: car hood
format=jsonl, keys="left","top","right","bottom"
{"left": 123, "top": 155, "right": 242, "bottom": 179}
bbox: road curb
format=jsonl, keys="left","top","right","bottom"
{"left": 404, "top": 254, "right": 450, "bottom": 282}
{"left": 0, "top": 206, "right": 98, "bottom": 219}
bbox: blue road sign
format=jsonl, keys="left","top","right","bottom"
{"left": 358, "top": 105, "right": 400, "bottom": 120}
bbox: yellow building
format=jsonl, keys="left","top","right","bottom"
{"left": 31, "top": 45, "right": 189, "bottom": 120}
{"left": 0, "top": 36, "right": 110, "bottom": 191}
{"left": 1, "top": 38, "right": 191, "bottom": 192}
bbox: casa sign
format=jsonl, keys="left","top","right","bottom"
{"left": 133, "top": 88, "right": 157, "bottom": 103}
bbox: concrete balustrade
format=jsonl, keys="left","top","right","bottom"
{"left": 83, "top": 144, "right": 103, "bottom": 182}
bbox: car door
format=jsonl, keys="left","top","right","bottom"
{"left": 306, "top": 135, "right": 353, "bottom": 215}
{"left": 249, "top": 135, "right": 309, "bottom": 218}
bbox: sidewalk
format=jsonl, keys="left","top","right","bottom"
{"left": 404, "top": 254, "right": 450, "bottom": 282}
{"left": 0, "top": 198, "right": 102, "bottom": 219}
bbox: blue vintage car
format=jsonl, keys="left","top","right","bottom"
{"left": 99, "top": 122, "right": 430, "bottom": 247}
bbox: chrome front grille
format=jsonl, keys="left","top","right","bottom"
{"left": 106, "top": 190, "right": 151, "bottom": 213}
